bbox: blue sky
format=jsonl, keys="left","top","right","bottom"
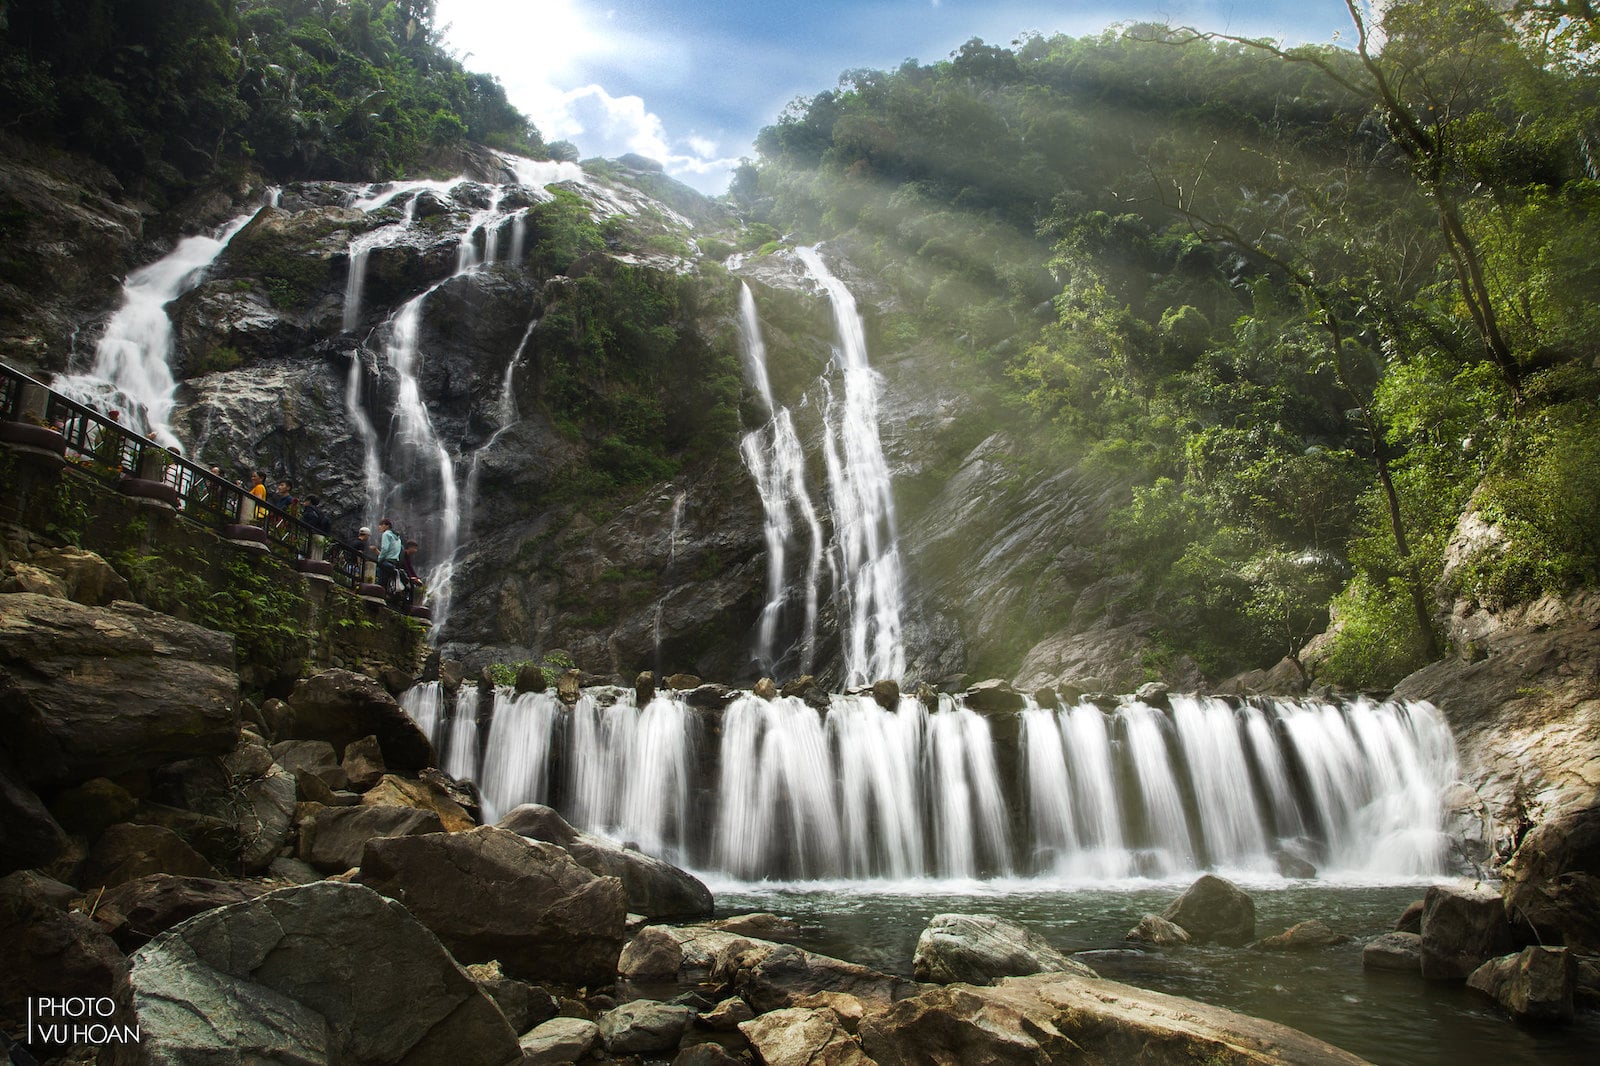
{"left": 434, "top": 1, "right": 1370, "bottom": 194}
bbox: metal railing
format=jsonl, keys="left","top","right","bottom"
{"left": 1, "top": 361, "right": 410, "bottom": 613}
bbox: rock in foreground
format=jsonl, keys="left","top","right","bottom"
{"left": 1500, "top": 804, "right": 1600, "bottom": 954}
{"left": 358, "top": 825, "right": 625, "bottom": 985}
{"left": 497, "top": 802, "right": 712, "bottom": 918}
{"left": 0, "top": 593, "right": 238, "bottom": 787}
{"left": 1162, "top": 873, "right": 1256, "bottom": 945}
{"left": 859, "top": 973, "right": 1372, "bottom": 1066}
{"left": 124, "top": 881, "right": 519, "bottom": 1065}
{"left": 1467, "top": 946, "right": 1577, "bottom": 1023}
{"left": 912, "top": 913, "right": 1096, "bottom": 984}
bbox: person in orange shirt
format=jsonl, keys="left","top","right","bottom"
{"left": 249, "top": 470, "right": 268, "bottom": 523}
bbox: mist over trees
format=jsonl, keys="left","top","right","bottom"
{"left": 737, "top": 0, "right": 1600, "bottom": 685}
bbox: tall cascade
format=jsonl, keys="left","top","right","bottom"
{"left": 431, "top": 688, "right": 1460, "bottom": 883}
{"left": 55, "top": 202, "right": 268, "bottom": 447}
{"left": 736, "top": 282, "right": 823, "bottom": 674}
{"left": 794, "top": 247, "right": 906, "bottom": 686}
{"left": 338, "top": 157, "right": 577, "bottom": 634}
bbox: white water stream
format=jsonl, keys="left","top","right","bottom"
{"left": 736, "top": 283, "right": 824, "bottom": 674}
{"left": 412, "top": 686, "right": 1460, "bottom": 884}
{"left": 794, "top": 247, "right": 905, "bottom": 686}
{"left": 55, "top": 202, "right": 268, "bottom": 448}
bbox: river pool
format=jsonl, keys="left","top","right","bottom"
{"left": 710, "top": 877, "right": 1600, "bottom": 1065}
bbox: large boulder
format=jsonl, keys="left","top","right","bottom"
{"left": 597, "top": 999, "right": 694, "bottom": 1054}
{"left": 24, "top": 547, "right": 131, "bottom": 605}
{"left": 282, "top": 669, "right": 435, "bottom": 772}
{"left": 1420, "top": 883, "right": 1514, "bottom": 980}
{"left": 722, "top": 940, "right": 921, "bottom": 1015}
{"left": 520, "top": 1017, "right": 599, "bottom": 1066}
{"left": 0, "top": 870, "right": 131, "bottom": 1048}
{"left": 1162, "top": 874, "right": 1256, "bottom": 945}
{"left": 0, "top": 749, "right": 67, "bottom": 874}
{"left": 271, "top": 739, "right": 349, "bottom": 791}
{"left": 80, "top": 823, "right": 218, "bottom": 890}
{"left": 124, "top": 881, "right": 520, "bottom": 1064}
{"left": 92, "top": 874, "right": 265, "bottom": 950}
{"left": 358, "top": 825, "right": 625, "bottom": 986}
{"left": 912, "top": 913, "right": 1095, "bottom": 985}
{"left": 465, "top": 960, "right": 556, "bottom": 1035}
{"left": 497, "top": 803, "right": 712, "bottom": 918}
{"left": 0, "top": 593, "right": 239, "bottom": 787}
{"left": 167, "top": 728, "right": 296, "bottom": 873}
{"left": 1467, "top": 946, "right": 1577, "bottom": 1023}
{"left": 363, "top": 772, "right": 475, "bottom": 831}
{"left": 858, "top": 973, "right": 1371, "bottom": 1066}
{"left": 1253, "top": 920, "right": 1351, "bottom": 951}
{"left": 740, "top": 1006, "right": 872, "bottom": 1066}
{"left": 1501, "top": 804, "right": 1600, "bottom": 954}
{"left": 1126, "top": 914, "right": 1192, "bottom": 946}
{"left": 1362, "top": 932, "right": 1423, "bottom": 974}
{"left": 297, "top": 804, "right": 444, "bottom": 872}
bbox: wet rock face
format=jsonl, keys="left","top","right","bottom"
{"left": 356, "top": 825, "right": 627, "bottom": 986}
{"left": 1501, "top": 803, "right": 1600, "bottom": 954}
{"left": 124, "top": 881, "right": 520, "bottom": 1066}
{"left": 1393, "top": 591, "right": 1600, "bottom": 831}
{"left": 0, "top": 593, "right": 239, "bottom": 788}
{"left": 911, "top": 913, "right": 1095, "bottom": 985}
{"left": 0, "top": 138, "right": 145, "bottom": 371}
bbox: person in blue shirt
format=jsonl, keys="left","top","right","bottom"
{"left": 376, "top": 517, "right": 403, "bottom": 591}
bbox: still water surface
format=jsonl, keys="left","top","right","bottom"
{"left": 711, "top": 878, "right": 1600, "bottom": 1066}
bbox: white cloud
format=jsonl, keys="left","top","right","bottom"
{"left": 436, "top": 0, "right": 738, "bottom": 192}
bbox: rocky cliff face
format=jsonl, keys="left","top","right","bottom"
{"left": 0, "top": 135, "right": 1337, "bottom": 688}
{"left": 6, "top": 141, "right": 1158, "bottom": 691}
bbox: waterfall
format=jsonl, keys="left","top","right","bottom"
{"left": 343, "top": 356, "right": 384, "bottom": 531}
{"left": 565, "top": 693, "right": 695, "bottom": 864}
{"left": 440, "top": 684, "right": 480, "bottom": 781}
{"left": 794, "top": 247, "right": 905, "bottom": 686}
{"left": 398, "top": 681, "right": 445, "bottom": 748}
{"left": 737, "top": 283, "right": 824, "bottom": 674}
{"left": 55, "top": 202, "right": 266, "bottom": 448}
{"left": 377, "top": 283, "right": 462, "bottom": 630}
{"left": 429, "top": 685, "right": 1459, "bottom": 883}
{"left": 478, "top": 688, "right": 562, "bottom": 823}
{"left": 338, "top": 162, "right": 572, "bottom": 635}
{"left": 652, "top": 491, "right": 688, "bottom": 669}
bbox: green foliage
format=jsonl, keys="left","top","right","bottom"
{"left": 1318, "top": 576, "right": 1435, "bottom": 689}
{"left": 485, "top": 649, "right": 577, "bottom": 689}
{"left": 117, "top": 544, "right": 310, "bottom": 672}
{"left": 1456, "top": 397, "right": 1600, "bottom": 604}
{"left": 743, "top": 6, "right": 1600, "bottom": 685}
{"left": 193, "top": 344, "right": 243, "bottom": 374}
{"left": 527, "top": 255, "right": 742, "bottom": 504}
{"left": 45, "top": 477, "right": 93, "bottom": 546}
{"left": 0, "top": 0, "right": 552, "bottom": 199}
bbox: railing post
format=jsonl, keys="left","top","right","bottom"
{"left": 16, "top": 381, "right": 49, "bottom": 424}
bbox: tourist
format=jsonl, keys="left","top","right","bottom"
{"left": 271, "top": 478, "right": 297, "bottom": 514}
{"left": 300, "top": 493, "right": 332, "bottom": 562}
{"left": 249, "top": 470, "right": 268, "bottom": 523}
{"left": 376, "top": 517, "right": 402, "bottom": 592}
{"left": 354, "top": 526, "right": 376, "bottom": 584}
{"left": 398, "top": 539, "right": 424, "bottom": 609}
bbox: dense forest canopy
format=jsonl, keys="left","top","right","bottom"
{"left": 737, "top": 0, "right": 1600, "bottom": 685}
{"left": 0, "top": 0, "right": 551, "bottom": 199}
